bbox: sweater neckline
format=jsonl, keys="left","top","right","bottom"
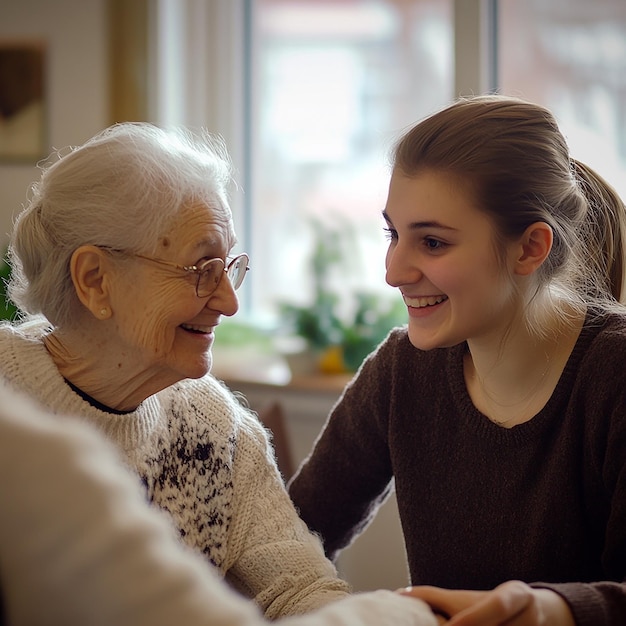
{"left": 3, "top": 319, "right": 164, "bottom": 449}
{"left": 64, "top": 377, "right": 135, "bottom": 415}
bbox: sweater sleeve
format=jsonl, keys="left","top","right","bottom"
{"left": 288, "top": 332, "right": 398, "bottom": 560}
{"left": 223, "top": 401, "right": 353, "bottom": 619}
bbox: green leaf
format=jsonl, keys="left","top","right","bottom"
{"left": 0, "top": 250, "right": 18, "bottom": 321}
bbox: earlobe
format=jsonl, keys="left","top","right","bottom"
{"left": 514, "top": 222, "right": 553, "bottom": 276}
{"left": 70, "top": 245, "right": 113, "bottom": 319}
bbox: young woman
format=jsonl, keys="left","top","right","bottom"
{"left": 288, "top": 95, "right": 626, "bottom": 626}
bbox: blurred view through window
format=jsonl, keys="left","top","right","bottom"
{"left": 246, "top": 0, "right": 626, "bottom": 329}
{"left": 248, "top": 0, "right": 453, "bottom": 328}
{"left": 498, "top": 0, "right": 626, "bottom": 199}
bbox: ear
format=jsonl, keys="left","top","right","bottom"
{"left": 70, "top": 245, "right": 114, "bottom": 319}
{"left": 513, "top": 222, "right": 553, "bottom": 277}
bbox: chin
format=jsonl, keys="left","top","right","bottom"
{"left": 407, "top": 326, "right": 452, "bottom": 352}
{"left": 409, "top": 330, "right": 466, "bottom": 352}
{"left": 407, "top": 336, "right": 438, "bottom": 351}
{"left": 182, "top": 354, "right": 213, "bottom": 380}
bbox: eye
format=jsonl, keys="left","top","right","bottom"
{"left": 423, "top": 237, "right": 448, "bottom": 251}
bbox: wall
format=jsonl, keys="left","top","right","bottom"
{"left": 0, "top": 0, "right": 109, "bottom": 249}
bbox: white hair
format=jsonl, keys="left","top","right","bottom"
{"left": 8, "top": 122, "right": 234, "bottom": 328}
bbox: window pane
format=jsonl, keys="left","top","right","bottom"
{"left": 248, "top": 0, "right": 453, "bottom": 325}
{"left": 498, "top": 0, "right": 626, "bottom": 198}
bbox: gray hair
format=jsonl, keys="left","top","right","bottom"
{"left": 8, "top": 122, "right": 234, "bottom": 328}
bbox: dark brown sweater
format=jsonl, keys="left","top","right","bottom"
{"left": 289, "top": 311, "right": 626, "bottom": 626}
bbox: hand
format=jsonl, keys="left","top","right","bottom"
{"left": 397, "top": 580, "right": 575, "bottom": 625}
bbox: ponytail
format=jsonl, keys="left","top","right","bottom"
{"left": 572, "top": 159, "right": 626, "bottom": 303}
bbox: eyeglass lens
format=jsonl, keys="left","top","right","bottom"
{"left": 196, "top": 255, "right": 248, "bottom": 297}
{"left": 227, "top": 255, "right": 248, "bottom": 290}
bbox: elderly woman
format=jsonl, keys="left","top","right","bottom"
{"left": 0, "top": 123, "right": 350, "bottom": 620}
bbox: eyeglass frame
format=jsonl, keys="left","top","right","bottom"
{"left": 100, "top": 247, "right": 249, "bottom": 298}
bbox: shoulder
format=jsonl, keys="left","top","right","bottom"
{"left": 592, "top": 310, "right": 626, "bottom": 340}
{"left": 573, "top": 312, "right": 626, "bottom": 431}
{"left": 339, "top": 325, "right": 454, "bottom": 414}
{"left": 167, "top": 377, "right": 279, "bottom": 486}
{"left": 0, "top": 317, "right": 56, "bottom": 389}
{"left": 379, "top": 324, "right": 412, "bottom": 352}
{"left": 167, "top": 375, "right": 269, "bottom": 446}
{"left": 0, "top": 315, "right": 50, "bottom": 343}
{"left": 570, "top": 313, "right": 626, "bottom": 485}
{"left": 581, "top": 311, "right": 626, "bottom": 369}
{"left": 359, "top": 325, "right": 412, "bottom": 369}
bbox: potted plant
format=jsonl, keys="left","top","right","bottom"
{"left": 278, "top": 220, "right": 405, "bottom": 375}
{"left": 0, "top": 248, "right": 18, "bottom": 321}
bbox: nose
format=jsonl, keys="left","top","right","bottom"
{"left": 385, "top": 244, "right": 422, "bottom": 288}
{"left": 205, "top": 271, "right": 240, "bottom": 317}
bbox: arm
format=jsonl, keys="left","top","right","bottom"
{"left": 0, "top": 387, "right": 263, "bottom": 626}
{"left": 288, "top": 337, "right": 397, "bottom": 560}
{"left": 224, "top": 406, "right": 352, "bottom": 618}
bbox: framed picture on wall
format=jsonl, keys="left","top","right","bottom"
{"left": 0, "top": 41, "right": 46, "bottom": 162}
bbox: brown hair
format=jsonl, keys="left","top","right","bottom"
{"left": 392, "top": 95, "right": 626, "bottom": 315}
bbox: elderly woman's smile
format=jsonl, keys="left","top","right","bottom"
{"left": 180, "top": 323, "right": 217, "bottom": 334}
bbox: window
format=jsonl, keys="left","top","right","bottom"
{"left": 150, "top": 0, "right": 454, "bottom": 332}
{"left": 498, "top": 0, "right": 626, "bottom": 199}
{"left": 250, "top": 0, "right": 453, "bottom": 324}
{"left": 150, "top": 0, "right": 626, "bottom": 338}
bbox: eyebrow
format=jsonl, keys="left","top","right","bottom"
{"left": 381, "top": 210, "right": 458, "bottom": 232}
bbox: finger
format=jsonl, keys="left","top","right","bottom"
{"left": 447, "top": 581, "right": 532, "bottom": 625}
{"left": 449, "top": 603, "right": 534, "bottom": 626}
{"left": 397, "top": 586, "right": 480, "bottom": 619}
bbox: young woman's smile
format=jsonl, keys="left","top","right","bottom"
{"left": 402, "top": 293, "right": 449, "bottom": 317}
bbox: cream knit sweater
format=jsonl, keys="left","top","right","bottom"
{"left": 0, "top": 318, "right": 349, "bottom": 619}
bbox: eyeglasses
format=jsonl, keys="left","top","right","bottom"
{"left": 108, "top": 249, "right": 249, "bottom": 298}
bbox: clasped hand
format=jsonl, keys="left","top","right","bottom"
{"left": 397, "top": 580, "right": 576, "bottom": 625}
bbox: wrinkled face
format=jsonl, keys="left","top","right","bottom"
{"left": 384, "top": 169, "right": 519, "bottom": 351}
{"left": 108, "top": 201, "right": 239, "bottom": 383}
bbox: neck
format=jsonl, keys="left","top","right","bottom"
{"left": 43, "top": 327, "right": 175, "bottom": 412}
{"left": 464, "top": 309, "right": 584, "bottom": 427}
